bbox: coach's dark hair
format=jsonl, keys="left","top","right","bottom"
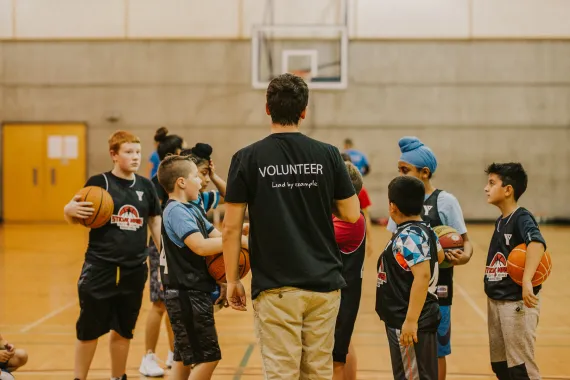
{"left": 157, "top": 155, "right": 194, "bottom": 193}
{"left": 180, "top": 143, "right": 212, "bottom": 167}
{"left": 485, "top": 162, "right": 528, "bottom": 201}
{"left": 388, "top": 176, "right": 425, "bottom": 216}
{"left": 157, "top": 134, "right": 184, "bottom": 161}
{"left": 266, "top": 73, "right": 309, "bottom": 126}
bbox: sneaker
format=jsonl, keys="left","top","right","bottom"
{"left": 139, "top": 351, "right": 165, "bottom": 377}
{"left": 166, "top": 350, "right": 174, "bottom": 369}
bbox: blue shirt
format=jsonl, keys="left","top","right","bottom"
{"left": 163, "top": 201, "right": 214, "bottom": 247}
{"left": 149, "top": 151, "right": 160, "bottom": 178}
{"left": 345, "top": 149, "right": 369, "bottom": 174}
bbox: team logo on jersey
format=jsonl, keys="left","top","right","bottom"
{"left": 111, "top": 205, "right": 144, "bottom": 231}
{"left": 485, "top": 252, "right": 508, "bottom": 281}
{"left": 136, "top": 191, "right": 144, "bottom": 201}
{"left": 423, "top": 205, "right": 433, "bottom": 215}
{"left": 504, "top": 234, "right": 512, "bottom": 246}
{"left": 377, "top": 256, "right": 387, "bottom": 287}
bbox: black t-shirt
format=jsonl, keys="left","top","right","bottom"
{"left": 225, "top": 133, "right": 356, "bottom": 299}
{"left": 376, "top": 221, "right": 441, "bottom": 331}
{"left": 84, "top": 172, "right": 161, "bottom": 267}
{"left": 484, "top": 207, "right": 546, "bottom": 301}
{"left": 160, "top": 200, "right": 216, "bottom": 292}
{"left": 422, "top": 189, "right": 454, "bottom": 306}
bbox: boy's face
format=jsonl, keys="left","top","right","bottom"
{"left": 197, "top": 162, "right": 211, "bottom": 192}
{"left": 397, "top": 161, "right": 427, "bottom": 180}
{"left": 112, "top": 142, "right": 141, "bottom": 173}
{"left": 181, "top": 162, "right": 202, "bottom": 201}
{"left": 485, "top": 173, "right": 510, "bottom": 205}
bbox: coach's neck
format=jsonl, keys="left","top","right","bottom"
{"left": 271, "top": 123, "right": 301, "bottom": 134}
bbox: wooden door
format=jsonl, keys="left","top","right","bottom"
{"left": 43, "top": 124, "right": 87, "bottom": 221}
{"left": 2, "top": 123, "right": 87, "bottom": 222}
{"left": 3, "top": 125, "right": 45, "bottom": 222}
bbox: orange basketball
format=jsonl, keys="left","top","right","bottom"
{"left": 75, "top": 186, "right": 114, "bottom": 229}
{"left": 432, "top": 225, "right": 464, "bottom": 269}
{"left": 507, "top": 243, "right": 552, "bottom": 287}
{"left": 206, "top": 248, "right": 251, "bottom": 283}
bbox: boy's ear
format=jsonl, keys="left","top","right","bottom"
{"left": 388, "top": 201, "right": 397, "bottom": 214}
{"left": 421, "top": 167, "right": 430, "bottom": 179}
{"left": 504, "top": 184, "right": 514, "bottom": 198}
{"left": 266, "top": 103, "right": 271, "bottom": 116}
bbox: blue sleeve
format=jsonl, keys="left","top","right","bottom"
{"left": 387, "top": 218, "right": 398, "bottom": 234}
{"left": 165, "top": 205, "right": 200, "bottom": 247}
{"left": 150, "top": 151, "right": 160, "bottom": 165}
{"left": 202, "top": 191, "right": 221, "bottom": 212}
{"left": 438, "top": 192, "right": 467, "bottom": 235}
{"left": 392, "top": 226, "right": 431, "bottom": 270}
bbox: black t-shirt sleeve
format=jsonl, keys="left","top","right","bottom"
{"left": 332, "top": 147, "right": 356, "bottom": 200}
{"left": 225, "top": 152, "right": 248, "bottom": 204}
{"left": 516, "top": 212, "right": 546, "bottom": 250}
{"left": 145, "top": 178, "right": 162, "bottom": 217}
{"left": 84, "top": 174, "right": 107, "bottom": 188}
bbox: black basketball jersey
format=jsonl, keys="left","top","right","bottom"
{"left": 84, "top": 172, "right": 161, "bottom": 268}
{"left": 160, "top": 199, "right": 216, "bottom": 292}
{"left": 484, "top": 207, "right": 546, "bottom": 301}
{"left": 151, "top": 175, "right": 169, "bottom": 210}
{"left": 376, "top": 221, "right": 441, "bottom": 332}
{"left": 422, "top": 189, "right": 454, "bottom": 306}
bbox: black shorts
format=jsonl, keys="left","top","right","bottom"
{"left": 164, "top": 288, "right": 221, "bottom": 366}
{"left": 385, "top": 326, "right": 437, "bottom": 380}
{"left": 76, "top": 261, "right": 148, "bottom": 341}
{"left": 333, "top": 281, "right": 363, "bottom": 363}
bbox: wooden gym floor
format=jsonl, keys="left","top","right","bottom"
{"left": 0, "top": 223, "right": 569, "bottom": 379}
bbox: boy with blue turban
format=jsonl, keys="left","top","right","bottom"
{"left": 387, "top": 137, "right": 474, "bottom": 380}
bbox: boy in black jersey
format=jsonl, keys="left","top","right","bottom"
{"left": 63, "top": 131, "right": 162, "bottom": 380}
{"left": 157, "top": 155, "right": 247, "bottom": 380}
{"left": 377, "top": 176, "right": 444, "bottom": 380}
{"left": 484, "top": 163, "right": 546, "bottom": 380}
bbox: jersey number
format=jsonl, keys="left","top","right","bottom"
{"left": 159, "top": 236, "right": 168, "bottom": 274}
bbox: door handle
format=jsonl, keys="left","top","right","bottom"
{"left": 32, "top": 168, "right": 38, "bottom": 186}
{"left": 51, "top": 168, "right": 56, "bottom": 185}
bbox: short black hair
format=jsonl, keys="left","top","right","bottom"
{"left": 266, "top": 73, "right": 309, "bottom": 126}
{"left": 157, "top": 134, "right": 184, "bottom": 161}
{"left": 388, "top": 176, "right": 425, "bottom": 216}
{"left": 485, "top": 162, "right": 528, "bottom": 201}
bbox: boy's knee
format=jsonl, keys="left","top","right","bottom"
{"left": 16, "top": 349, "right": 28, "bottom": 366}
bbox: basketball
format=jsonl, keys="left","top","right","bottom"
{"left": 75, "top": 186, "right": 114, "bottom": 229}
{"left": 433, "top": 225, "right": 464, "bottom": 269}
{"left": 507, "top": 244, "right": 552, "bottom": 287}
{"left": 206, "top": 248, "right": 251, "bottom": 283}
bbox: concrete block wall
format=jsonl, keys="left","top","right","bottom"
{"left": 1, "top": 40, "right": 569, "bottom": 220}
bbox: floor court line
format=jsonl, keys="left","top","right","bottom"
{"left": 233, "top": 343, "right": 256, "bottom": 380}
{"left": 455, "top": 282, "right": 487, "bottom": 323}
{"left": 19, "top": 300, "right": 77, "bottom": 333}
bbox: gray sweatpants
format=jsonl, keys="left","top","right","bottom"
{"left": 488, "top": 297, "right": 541, "bottom": 380}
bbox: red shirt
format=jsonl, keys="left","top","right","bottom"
{"left": 333, "top": 214, "right": 366, "bottom": 254}
{"left": 358, "top": 186, "right": 372, "bottom": 210}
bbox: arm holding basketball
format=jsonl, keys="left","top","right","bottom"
{"left": 446, "top": 234, "right": 473, "bottom": 266}
{"left": 184, "top": 233, "right": 223, "bottom": 257}
{"left": 222, "top": 202, "right": 248, "bottom": 311}
{"left": 522, "top": 242, "right": 544, "bottom": 308}
{"left": 63, "top": 195, "right": 94, "bottom": 224}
